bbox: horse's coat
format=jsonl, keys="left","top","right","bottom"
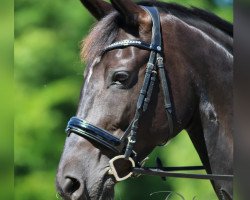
{"left": 56, "top": 1, "right": 233, "bottom": 200}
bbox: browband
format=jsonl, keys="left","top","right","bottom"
{"left": 104, "top": 40, "right": 161, "bottom": 52}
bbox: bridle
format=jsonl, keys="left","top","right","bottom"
{"left": 66, "top": 6, "right": 233, "bottom": 182}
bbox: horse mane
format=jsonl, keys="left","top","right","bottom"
{"left": 82, "top": 1, "right": 233, "bottom": 64}
{"left": 138, "top": 1, "right": 233, "bottom": 37}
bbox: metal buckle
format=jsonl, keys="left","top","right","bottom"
{"left": 108, "top": 155, "right": 135, "bottom": 181}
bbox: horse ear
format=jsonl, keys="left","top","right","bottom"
{"left": 110, "top": 0, "right": 149, "bottom": 27}
{"left": 80, "top": 0, "right": 113, "bottom": 20}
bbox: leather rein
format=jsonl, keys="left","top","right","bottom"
{"left": 66, "top": 6, "right": 233, "bottom": 182}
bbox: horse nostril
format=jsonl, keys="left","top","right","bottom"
{"left": 63, "top": 177, "right": 81, "bottom": 195}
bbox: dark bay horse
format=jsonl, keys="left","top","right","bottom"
{"left": 56, "top": 0, "right": 233, "bottom": 199}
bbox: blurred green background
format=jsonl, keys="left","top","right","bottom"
{"left": 14, "top": 0, "right": 232, "bottom": 200}
{"left": 0, "top": 0, "right": 14, "bottom": 200}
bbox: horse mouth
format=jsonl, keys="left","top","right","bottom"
{"left": 97, "top": 177, "right": 115, "bottom": 200}
{"left": 56, "top": 176, "right": 115, "bottom": 200}
{"left": 80, "top": 176, "right": 115, "bottom": 200}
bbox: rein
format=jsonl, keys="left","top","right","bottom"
{"left": 133, "top": 167, "right": 233, "bottom": 181}
{"left": 66, "top": 6, "right": 233, "bottom": 182}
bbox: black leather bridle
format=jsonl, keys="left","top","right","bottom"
{"left": 66, "top": 6, "right": 233, "bottom": 182}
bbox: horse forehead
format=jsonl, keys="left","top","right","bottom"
{"left": 85, "top": 57, "right": 101, "bottom": 85}
{"left": 85, "top": 49, "right": 136, "bottom": 82}
{"left": 105, "top": 47, "right": 149, "bottom": 69}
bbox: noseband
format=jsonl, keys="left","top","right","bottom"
{"left": 66, "top": 6, "right": 233, "bottom": 182}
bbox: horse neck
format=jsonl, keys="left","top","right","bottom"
{"left": 177, "top": 16, "right": 233, "bottom": 53}
{"left": 161, "top": 15, "right": 233, "bottom": 198}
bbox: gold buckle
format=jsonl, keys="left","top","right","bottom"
{"left": 108, "top": 155, "right": 135, "bottom": 181}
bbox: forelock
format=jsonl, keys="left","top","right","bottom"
{"left": 81, "top": 12, "right": 119, "bottom": 66}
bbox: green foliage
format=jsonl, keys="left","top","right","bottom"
{"left": 15, "top": 0, "right": 232, "bottom": 200}
{"left": 0, "top": 0, "right": 14, "bottom": 199}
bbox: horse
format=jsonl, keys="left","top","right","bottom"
{"left": 56, "top": 0, "right": 233, "bottom": 199}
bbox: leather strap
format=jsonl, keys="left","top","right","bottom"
{"left": 157, "top": 54, "right": 174, "bottom": 134}
{"left": 66, "top": 117, "right": 124, "bottom": 153}
{"left": 133, "top": 167, "right": 234, "bottom": 181}
{"left": 124, "top": 6, "right": 165, "bottom": 158}
{"left": 104, "top": 40, "right": 160, "bottom": 52}
{"left": 142, "top": 6, "right": 162, "bottom": 49}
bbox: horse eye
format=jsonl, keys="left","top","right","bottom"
{"left": 112, "top": 71, "right": 129, "bottom": 84}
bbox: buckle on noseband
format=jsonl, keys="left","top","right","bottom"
{"left": 108, "top": 155, "right": 135, "bottom": 181}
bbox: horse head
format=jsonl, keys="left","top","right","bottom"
{"left": 56, "top": 0, "right": 233, "bottom": 199}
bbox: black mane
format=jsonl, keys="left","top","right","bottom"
{"left": 139, "top": 1, "right": 233, "bottom": 37}
{"left": 82, "top": 1, "right": 233, "bottom": 64}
